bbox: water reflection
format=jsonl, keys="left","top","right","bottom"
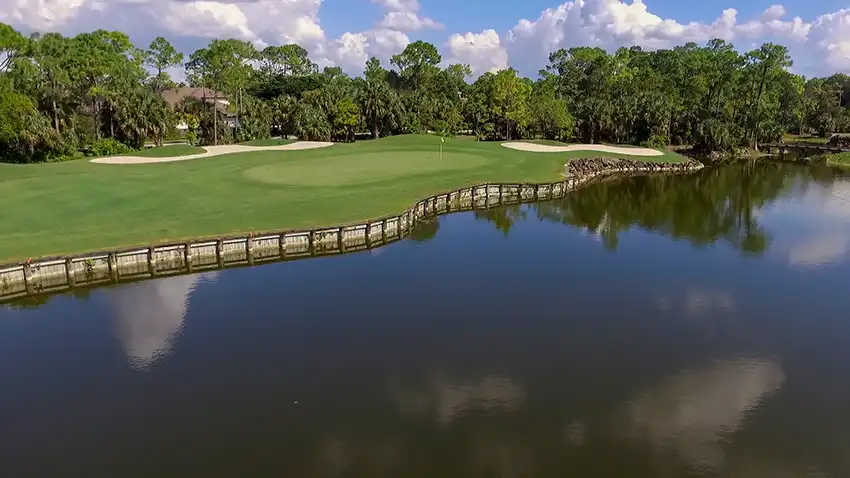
{"left": 391, "top": 374, "right": 525, "bottom": 425}
{"left": 2, "top": 163, "right": 850, "bottom": 477}
{"left": 471, "top": 163, "right": 841, "bottom": 256}
{"left": 473, "top": 206, "right": 525, "bottom": 236}
{"left": 621, "top": 358, "right": 784, "bottom": 474}
{"left": 785, "top": 180, "right": 850, "bottom": 268}
{"left": 109, "top": 272, "right": 216, "bottom": 369}
{"left": 408, "top": 217, "right": 439, "bottom": 243}
{"left": 656, "top": 289, "right": 736, "bottom": 319}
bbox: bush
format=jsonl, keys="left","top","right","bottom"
{"left": 87, "top": 138, "right": 134, "bottom": 157}
{"left": 642, "top": 135, "right": 668, "bottom": 149}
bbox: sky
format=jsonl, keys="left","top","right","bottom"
{"left": 1, "top": 0, "right": 848, "bottom": 79}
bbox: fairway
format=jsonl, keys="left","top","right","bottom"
{"left": 244, "top": 151, "right": 494, "bottom": 186}
{"left": 0, "top": 135, "right": 687, "bottom": 262}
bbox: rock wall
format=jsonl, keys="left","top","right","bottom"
{"left": 565, "top": 157, "right": 704, "bottom": 181}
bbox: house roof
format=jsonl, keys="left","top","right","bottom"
{"left": 161, "top": 87, "right": 228, "bottom": 108}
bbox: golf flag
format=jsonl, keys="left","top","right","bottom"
{"left": 440, "top": 137, "right": 444, "bottom": 143}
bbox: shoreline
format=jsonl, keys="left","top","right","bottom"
{"left": 0, "top": 157, "right": 702, "bottom": 304}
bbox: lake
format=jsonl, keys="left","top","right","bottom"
{"left": 2, "top": 162, "right": 849, "bottom": 477}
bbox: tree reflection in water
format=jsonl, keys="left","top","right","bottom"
{"left": 475, "top": 162, "right": 837, "bottom": 255}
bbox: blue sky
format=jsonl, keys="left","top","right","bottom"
{"left": 320, "top": 0, "right": 848, "bottom": 38}
{"left": 0, "top": 0, "right": 848, "bottom": 78}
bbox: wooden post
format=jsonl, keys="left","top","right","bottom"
{"left": 279, "top": 233, "right": 287, "bottom": 260}
{"left": 149, "top": 247, "right": 158, "bottom": 277}
{"left": 339, "top": 227, "right": 345, "bottom": 253}
{"left": 184, "top": 243, "right": 193, "bottom": 273}
{"left": 216, "top": 240, "right": 224, "bottom": 268}
{"left": 485, "top": 184, "right": 490, "bottom": 208}
{"left": 246, "top": 238, "right": 255, "bottom": 266}
{"left": 22, "top": 264, "right": 34, "bottom": 296}
{"left": 366, "top": 224, "right": 372, "bottom": 248}
{"left": 107, "top": 253, "right": 118, "bottom": 283}
{"left": 309, "top": 231, "right": 316, "bottom": 255}
{"left": 534, "top": 184, "right": 539, "bottom": 200}
{"left": 381, "top": 219, "right": 387, "bottom": 242}
{"left": 65, "top": 258, "right": 75, "bottom": 288}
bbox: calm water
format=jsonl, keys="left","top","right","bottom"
{"left": 2, "top": 162, "right": 850, "bottom": 477}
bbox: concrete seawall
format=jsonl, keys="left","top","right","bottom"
{"left": 0, "top": 157, "right": 703, "bottom": 304}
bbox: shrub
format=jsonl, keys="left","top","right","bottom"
{"left": 643, "top": 135, "right": 668, "bottom": 149}
{"left": 88, "top": 138, "right": 134, "bottom": 157}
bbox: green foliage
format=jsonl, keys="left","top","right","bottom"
{"left": 112, "top": 88, "right": 172, "bottom": 148}
{"left": 260, "top": 44, "right": 317, "bottom": 77}
{"left": 0, "top": 80, "right": 61, "bottom": 163}
{"left": 643, "top": 135, "right": 668, "bottom": 149}
{"left": 825, "top": 152, "right": 850, "bottom": 167}
{"left": 144, "top": 37, "right": 183, "bottom": 92}
{"left": 295, "top": 104, "right": 330, "bottom": 141}
{"left": 88, "top": 138, "right": 133, "bottom": 156}
{"left": 176, "top": 97, "right": 231, "bottom": 146}
{"left": 1, "top": 20, "right": 849, "bottom": 163}
{"left": 0, "top": 22, "right": 28, "bottom": 73}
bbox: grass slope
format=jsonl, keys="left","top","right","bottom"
{"left": 782, "top": 133, "right": 829, "bottom": 145}
{"left": 826, "top": 152, "right": 850, "bottom": 167}
{"left": 239, "top": 138, "right": 295, "bottom": 146}
{"left": 0, "top": 135, "right": 686, "bottom": 261}
{"left": 122, "top": 144, "right": 206, "bottom": 157}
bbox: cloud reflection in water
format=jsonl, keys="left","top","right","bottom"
{"left": 108, "top": 272, "right": 217, "bottom": 370}
{"left": 621, "top": 357, "right": 784, "bottom": 474}
{"left": 391, "top": 373, "right": 525, "bottom": 425}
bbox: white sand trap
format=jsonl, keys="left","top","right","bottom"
{"left": 502, "top": 142, "right": 664, "bottom": 157}
{"left": 91, "top": 141, "right": 334, "bottom": 164}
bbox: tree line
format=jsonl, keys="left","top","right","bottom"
{"left": 1, "top": 23, "right": 849, "bottom": 163}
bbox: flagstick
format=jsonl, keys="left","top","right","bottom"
{"left": 439, "top": 142, "right": 443, "bottom": 159}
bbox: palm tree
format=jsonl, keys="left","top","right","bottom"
{"left": 295, "top": 104, "right": 330, "bottom": 141}
{"left": 271, "top": 94, "right": 297, "bottom": 137}
{"left": 358, "top": 80, "right": 400, "bottom": 139}
{"left": 113, "top": 89, "right": 171, "bottom": 148}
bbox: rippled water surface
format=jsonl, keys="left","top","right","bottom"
{"left": 2, "top": 162, "right": 850, "bottom": 477}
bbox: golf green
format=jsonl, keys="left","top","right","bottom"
{"left": 244, "top": 151, "right": 493, "bottom": 186}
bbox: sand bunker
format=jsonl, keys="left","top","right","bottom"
{"left": 91, "top": 141, "right": 334, "bottom": 164}
{"left": 502, "top": 142, "right": 664, "bottom": 157}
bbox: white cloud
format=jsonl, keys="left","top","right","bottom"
{"left": 807, "top": 9, "right": 850, "bottom": 72}
{"left": 446, "top": 29, "right": 508, "bottom": 75}
{"left": 378, "top": 11, "right": 441, "bottom": 32}
{"left": 498, "top": 1, "right": 840, "bottom": 77}
{"left": 159, "top": 1, "right": 264, "bottom": 46}
{"left": 370, "top": 0, "right": 419, "bottom": 12}
{"left": 0, "top": 0, "right": 89, "bottom": 30}
{"left": 322, "top": 28, "right": 409, "bottom": 74}
{"left": 0, "top": 0, "right": 848, "bottom": 78}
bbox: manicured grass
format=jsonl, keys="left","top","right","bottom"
{"left": 0, "top": 134, "right": 687, "bottom": 261}
{"left": 783, "top": 133, "right": 829, "bottom": 145}
{"left": 825, "top": 152, "right": 850, "bottom": 167}
{"left": 122, "top": 144, "right": 206, "bottom": 157}
{"left": 239, "top": 138, "right": 295, "bottom": 146}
